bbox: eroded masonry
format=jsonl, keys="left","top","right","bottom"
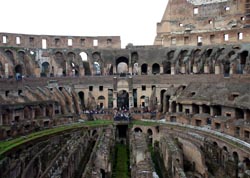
{"left": 1, "top": 0, "right": 250, "bottom": 178}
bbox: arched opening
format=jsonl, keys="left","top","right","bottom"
{"left": 202, "top": 104, "right": 210, "bottom": 114}
{"left": 134, "top": 127, "right": 142, "bottom": 132}
{"left": 5, "top": 50, "right": 14, "bottom": 64}
{"left": 93, "top": 62, "right": 101, "bottom": 75}
{"left": 235, "top": 108, "right": 244, "bottom": 119}
{"left": 152, "top": 63, "right": 160, "bottom": 74}
{"left": 117, "top": 90, "right": 129, "bottom": 109}
{"left": 78, "top": 91, "right": 85, "bottom": 109}
{"left": 80, "top": 52, "right": 88, "bottom": 61}
{"left": 141, "top": 63, "right": 148, "bottom": 75}
{"left": 224, "top": 61, "right": 230, "bottom": 76}
{"left": 239, "top": 51, "right": 248, "bottom": 74}
{"left": 171, "top": 101, "right": 176, "bottom": 113}
{"left": 147, "top": 129, "right": 153, "bottom": 145}
{"left": 160, "top": 90, "right": 166, "bottom": 112}
{"left": 100, "top": 169, "right": 106, "bottom": 178}
{"left": 41, "top": 62, "right": 50, "bottom": 77}
{"left": 98, "top": 96, "right": 105, "bottom": 109}
{"left": 116, "top": 57, "right": 129, "bottom": 74}
{"left": 131, "top": 52, "right": 139, "bottom": 64}
{"left": 163, "top": 61, "right": 171, "bottom": 74}
{"left": 15, "top": 64, "right": 22, "bottom": 80}
{"left": 92, "top": 52, "right": 103, "bottom": 75}
{"left": 192, "top": 104, "right": 199, "bottom": 114}
{"left": 80, "top": 52, "right": 91, "bottom": 75}
{"left": 244, "top": 158, "right": 250, "bottom": 170}
{"left": 140, "top": 95, "right": 146, "bottom": 108}
{"left": 18, "top": 51, "right": 25, "bottom": 60}
{"left": 233, "top": 152, "right": 239, "bottom": 177}
{"left": 206, "top": 49, "right": 213, "bottom": 57}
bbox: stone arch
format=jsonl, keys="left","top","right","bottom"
{"left": 233, "top": 151, "right": 239, "bottom": 177}
{"left": 239, "top": 51, "right": 248, "bottom": 74}
{"left": 134, "top": 127, "right": 142, "bottom": 132}
{"left": 5, "top": 50, "right": 14, "bottom": 64}
{"left": 98, "top": 95, "right": 105, "bottom": 109}
{"left": 78, "top": 91, "right": 85, "bottom": 109}
{"left": 18, "top": 51, "right": 25, "bottom": 60}
{"left": 116, "top": 56, "right": 128, "bottom": 74}
{"left": 141, "top": 63, "right": 148, "bottom": 75}
{"left": 54, "top": 51, "right": 66, "bottom": 76}
{"left": 80, "top": 52, "right": 91, "bottom": 75}
{"left": 15, "top": 64, "right": 23, "bottom": 78}
{"left": 223, "top": 61, "right": 230, "bottom": 76}
{"left": 140, "top": 95, "right": 146, "bottom": 107}
{"left": 41, "top": 62, "right": 50, "bottom": 77}
{"left": 80, "top": 51, "right": 88, "bottom": 61}
{"left": 92, "top": 52, "right": 103, "bottom": 75}
{"left": 131, "top": 51, "right": 139, "bottom": 65}
{"left": 167, "top": 50, "right": 175, "bottom": 60}
{"left": 152, "top": 63, "right": 160, "bottom": 74}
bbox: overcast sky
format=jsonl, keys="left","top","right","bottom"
{"left": 1, "top": 0, "right": 168, "bottom": 48}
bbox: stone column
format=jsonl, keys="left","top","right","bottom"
{"left": 113, "top": 92, "right": 117, "bottom": 108}
{"left": 204, "top": 64, "right": 210, "bottom": 74}
{"left": 4, "top": 63, "right": 8, "bottom": 78}
{"left": 0, "top": 114, "right": 2, "bottom": 126}
{"left": 199, "top": 105, "right": 203, "bottom": 114}
{"left": 181, "top": 65, "right": 186, "bottom": 74}
{"left": 113, "top": 66, "right": 117, "bottom": 74}
{"left": 193, "top": 64, "right": 198, "bottom": 74}
{"left": 129, "top": 66, "right": 132, "bottom": 74}
{"left": 129, "top": 92, "right": 134, "bottom": 108}
{"left": 171, "top": 66, "right": 175, "bottom": 75}
{"left": 215, "top": 65, "right": 220, "bottom": 74}
{"left": 160, "top": 66, "right": 164, "bottom": 74}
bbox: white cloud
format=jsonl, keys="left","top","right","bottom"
{"left": 1, "top": 0, "right": 168, "bottom": 48}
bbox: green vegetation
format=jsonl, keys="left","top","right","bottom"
{"left": 0, "top": 120, "right": 113, "bottom": 159}
{"left": 112, "top": 144, "right": 130, "bottom": 178}
{"left": 131, "top": 120, "right": 160, "bottom": 126}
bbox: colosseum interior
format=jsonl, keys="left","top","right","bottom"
{"left": 1, "top": 0, "right": 250, "bottom": 178}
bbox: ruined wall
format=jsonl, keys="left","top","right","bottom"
{"left": 0, "top": 33, "right": 121, "bottom": 49}
{"left": 155, "top": 0, "right": 250, "bottom": 46}
{"left": 0, "top": 127, "right": 103, "bottom": 178}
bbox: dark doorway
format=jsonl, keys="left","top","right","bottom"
{"left": 117, "top": 90, "right": 129, "bottom": 109}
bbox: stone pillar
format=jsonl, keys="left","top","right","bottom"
{"left": 204, "top": 64, "right": 210, "bottom": 74}
{"left": 113, "top": 92, "right": 117, "bottom": 108}
{"left": 31, "top": 108, "right": 35, "bottom": 120}
{"left": 215, "top": 65, "right": 221, "bottom": 74}
{"left": 0, "top": 114, "right": 2, "bottom": 126}
{"left": 169, "top": 102, "right": 172, "bottom": 113}
{"left": 181, "top": 65, "right": 186, "bottom": 74}
{"left": 193, "top": 64, "right": 198, "bottom": 74}
{"left": 113, "top": 66, "right": 117, "bottom": 74}
{"left": 4, "top": 63, "right": 8, "bottom": 78}
{"left": 129, "top": 66, "right": 132, "bottom": 74}
{"left": 147, "top": 66, "right": 151, "bottom": 75}
{"left": 199, "top": 105, "right": 203, "bottom": 114}
{"left": 171, "top": 66, "right": 175, "bottom": 75}
{"left": 176, "top": 104, "right": 180, "bottom": 113}
{"left": 129, "top": 92, "right": 134, "bottom": 108}
{"left": 80, "top": 68, "right": 85, "bottom": 76}
{"left": 210, "top": 106, "right": 215, "bottom": 116}
{"left": 160, "top": 66, "right": 164, "bottom": 74}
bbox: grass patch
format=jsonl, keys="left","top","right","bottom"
{"left": 112, "top": 144, "right": 130, "bottom": 178}
{"left": 0, "top": 120, "right": 113, "bottom": 158}
{"left": 131, "top": 120, "right": 160, "bottom": 126}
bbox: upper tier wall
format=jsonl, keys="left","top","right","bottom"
{"left": 0, "top": 32, "right": 121, "bottom": 49}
